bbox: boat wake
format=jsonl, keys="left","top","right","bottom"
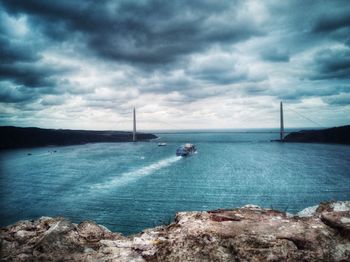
{"left": 91, "top": 156, "right": 181, "bottom": 190}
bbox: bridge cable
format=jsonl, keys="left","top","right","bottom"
{"left": 284, "top": 106, "right": 325, "bottom": 128}
{"left": 139, "top": 116, "right": 183, "bottom": 130}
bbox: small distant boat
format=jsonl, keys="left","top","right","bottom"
{"left": 176, "top": 143, "right": 197, "bottom": 157}
{"left": 158, "top": 142, "right": 167, "bottom": 146}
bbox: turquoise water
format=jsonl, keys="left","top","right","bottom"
{"left": 1, "top": 131, "right": 350, "bottom": 235}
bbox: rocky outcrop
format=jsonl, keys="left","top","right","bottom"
{"left": 283, "top": 125, "right": 350, "bottom": 144}
{"left": 1, "top": 201, "right": 350, "bottom": 261}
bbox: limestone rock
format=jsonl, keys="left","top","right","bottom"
{"left": 1, "top": 201, "right": 350, "bottom": 261}
{"left": 321, "top": 211, "right": 350, "bottom": 238}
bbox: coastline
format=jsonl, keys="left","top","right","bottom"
{"left": 283, "top": 125, "right": 350, "bottom": 145}
{"left": 0, "top": 126, "right": 157, "bottom": 150}
{"left": 1, "top": 201, "right": 349, "bottom": 261}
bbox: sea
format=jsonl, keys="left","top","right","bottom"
{"left": 1, "top": 130, "right": 350, "bottom": 235}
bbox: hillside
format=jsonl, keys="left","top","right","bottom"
{"left": 283, "top": 125, "right": 350, "bottom": 144}
{"left": 0, "top": 126, "right": 157, "bottom": 149}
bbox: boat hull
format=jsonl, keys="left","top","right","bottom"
{"left": 176, "top": 144, "right": 196, "bottom": 157}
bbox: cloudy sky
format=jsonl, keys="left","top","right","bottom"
{"left": 0, "top": 0, "right": 349, "bottom": 130}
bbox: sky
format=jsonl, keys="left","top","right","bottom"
{"left": 0, "top": 0, "right": 349, "bottom": 131}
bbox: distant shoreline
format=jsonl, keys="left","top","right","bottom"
{"left": 0, "top": 126, "right": 157, "bottom": 150}
{"left": 283, "top": 125, "right": 350, "bottom": 145}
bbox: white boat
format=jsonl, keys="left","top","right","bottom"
{"left": 158, "top": 142, "right": 167, "bottom": 146}
{"left": 176, "top": 143, "right": 197, "bottom": 156}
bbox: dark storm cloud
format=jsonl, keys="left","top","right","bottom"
{"left": 278, "top": 85, "right": 350, "bottom": 102}
{"left": 189, "top": 66, "right": 248, "bottom": 85}
{"left": 323, "top": 94, "right": 350, "bottom": 106}
{"left": 0, "top": 82, "right": 37, "bottom": 103}
{"left": 241, "top": 81, "right": 350, "bottom": 104}
{"left": 260, "top": 48, "right": 290, "bottom": 62}
{"left": 263, "top": 0, "right": 350, "bottom": 58}
{"left": 0, "top": 36, "right": 39, "bottom": 63}
{"left": 311, "top": 48, "right": 350, "bottom": 80}
{"left": 1, "top": 0, "right": 262, "bottom": 66}
{"left": 0, "top": 0, "right": 349, "bottom": 129}
{"left": 0, "top": 6, "right": 42, "bottom": 63}
{"left": 312, "top": 9, "right": 350, "bottom": 33}
{"left": 0, "top": 63, "right": 70, "bottom": 88}
{"left": 0, "top": 5, "right": 76, "bottom": 103}
{"left": 310, "top": 4, "right": 350, "bottom": 47}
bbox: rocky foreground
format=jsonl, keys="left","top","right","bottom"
{"left": 1, "top": 201, "right": 350, "bottom": 261}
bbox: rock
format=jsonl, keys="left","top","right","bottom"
{"left": 77, "top": 221, "right": 112, "bottom": 242}
{"left": 297, "top": 205, "right": 318, "bottom": 217}
{"left": 321, "top": 211, "right": 350, "bottom": 238}
{"left": 1, "top": 201, "right": 350, "bottom": 261}
{"left": 14, "top": 230, "right": 36, "bottom": 242}
{"left": 331, "top": 201, "right": 350, "bottom": 212}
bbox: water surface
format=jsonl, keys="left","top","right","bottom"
{"left": 1, "top": 131, "right": 349, "bottom": 235}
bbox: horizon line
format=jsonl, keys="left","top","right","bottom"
{"left": 0, "top": 125, "right": 336, "bottom": 133}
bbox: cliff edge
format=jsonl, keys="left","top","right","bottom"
{"left": 1, "top": 201, "right": 349, "bottom": 261}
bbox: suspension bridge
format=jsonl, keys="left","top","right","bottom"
{"left": 131, "top": 102, "right": 324, "bottom": 142}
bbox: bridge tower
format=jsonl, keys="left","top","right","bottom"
{"left": 280, "top": 101, "right": 284, "bottom": 141}
{"left": 133, "top": 107, "right": 137, "bottom": 142}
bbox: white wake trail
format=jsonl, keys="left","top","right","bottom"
{"left": 91, "top": 156, "right": 181, "bottom": 190}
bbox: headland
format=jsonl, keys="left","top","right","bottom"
{"left": 283, "top": 125, "right": 350, "bottom": 144}
{"left": 0, "top": 126, "right": 157, "bottom": 149}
